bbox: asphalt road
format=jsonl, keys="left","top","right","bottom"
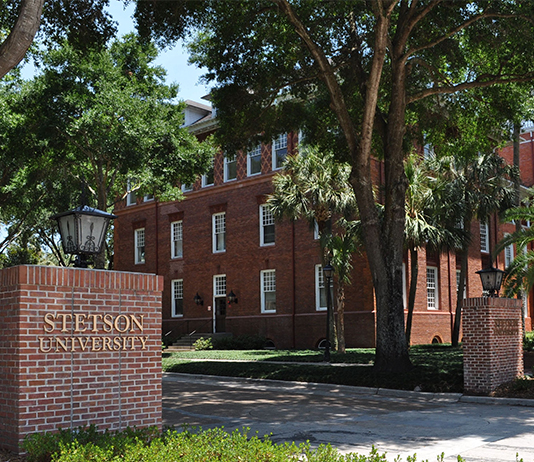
{"left": 162, "top": 373, "right": 534, "bottom": 462}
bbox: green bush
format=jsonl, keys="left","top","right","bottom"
{"left": 22, "top": 426, "right": 453, "bottom": 462}
{"left": 193, "top": 337, "right": 214, "bottom": 350}
{"left": 524, "top": 332, "right": 534, "bottom": 352}
{"left": 213, "top": 334, "right": 268, "bottom": 350}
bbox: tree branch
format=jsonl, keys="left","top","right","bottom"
{"left": 0, "top": 0, "right": 44, "bottom": 79}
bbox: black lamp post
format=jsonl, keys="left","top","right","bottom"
{"left": 476, "top": 265, "right": 505, "bottom": 297}
{"left": 51, "top": 205, "right": 117, "bottom": 268}
{"left": 228, "top": 290, "right": 238, "bottom": 304}
{"left": 323, "top": 263, "right": 334, "bottom": 362}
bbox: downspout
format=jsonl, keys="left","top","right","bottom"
{"left": 291, "top": 220, "right": 296, "bottom": 348}
{"left": 447, "top": 251, "right": 453, "bottom": 337}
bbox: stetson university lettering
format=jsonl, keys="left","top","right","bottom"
{"left": 38, "top": 313, "right": 147, "bottom": 353}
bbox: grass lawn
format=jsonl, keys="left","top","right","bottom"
{"left": 162, "top": 344, "right": 465, "bottom": 393}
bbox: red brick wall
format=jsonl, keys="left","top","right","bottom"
{"left": 0, "top": 266, "right": 163, "bottom": 453}
{"left": 463, "top": 297, "right": 523, "bottom": 394}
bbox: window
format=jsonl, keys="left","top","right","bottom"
{"left": 181, "top": 183, "right": 193, "bottom": 192}
{"left": 224, "top": 154, "right": 237, "bottom": 182}
{"left": 261, "top": 270, "right": 276, "bottom": 313}
{"left": 272, "top": 133, "right": 288, "bottom": 170}
{"left": 134, "top": 228, "right": 145, "bottom": 264}
{"left": 126, "top": 179, "right": 137, "bottom": 206}
{"left": 260, "top": 205, "right": 275, "bottom": 246}
{"left": 315, "top": 265, "right": 333, "bottom": 311}
{"left": 504, "top": 234, "right": 514, "bottom": 268}
{"left": 248, "top": 144, "right": 262, "bottom": 176}
{"left": 313, "top": 220, "right": 319, "bottom": 240}
{"left": 202, "top": 160, "right": 215, "bottom": 187}
{"left": 171, "top": 279, "right": 183, "bottom": 317}
{"left": 212, "top": 212, "right": 226, "bottom": 253}
{"left": 144, "top": 194, "right": 154, "bottom": 202}
{"left": 214, "top": 274, "right": 226, "bottom": 297}
{"left": 456, "top": 270, "right": 467, "bottom": 300}
{"left": 426, "top": 266, "right": 438, "bottom": 310}
{"left": 480, "top": 221, "right": 489, "bottom": 253}
{"left": 171, "top": 221, "right": 183, "bottom": 259}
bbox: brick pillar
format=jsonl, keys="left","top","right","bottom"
{"left": 463, "top": 297, "right": 523, "bottom": 395}
{"left": 0, "top": 265, "right": 163, "bottom": 453}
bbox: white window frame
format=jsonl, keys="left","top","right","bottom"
{"left": 214, "top": 274, "right": 227, "bottom": 298}
{"left": 144, "top": 194, "right": 154, "bottom": 202}
{"left": 224, "top": 154, "right": 237, "bottom": 182}
{"left": 126, "top": 179, "right": 137, "bottom": 206}
{"left": 247, "top": 144, "right": 262, "bottom": 176}
{"left": 212, "top": 212, "right": 226, "bottom": 253}
{"left": 456, "top": 269, "right": 467, "bottom": 301}
{"left": 260, "top": 205, "right": 275, "bottom": 246}
{"left": 202, "top": 160, "right": 215, "bottom": 187}
{"left": 181, "top": 183, "right": 193, "bottom": 193}
{"left": 261, "top": 269, "right": 276, "bottom": 313}
{"left": 504, "top": 233, "right": 514, "bottom": 268}
{"left": 313, "top": 220, "right": 320, "bottom": 240}
{"left": 171, "top": 221, "right": 183, "bottom": 259}
{"left": 426, "top": 266, "right": 438, "bottom": 310}
{"left": 315, "top": 264, "right": 333, "bottom": 312}
{"left": 272, "top": 133, "right": 288, "bottom": 170}
{"left": 134, "top": 228, "right": 145, "bottom": 265}
{"left": 480, "top": 221, "right": 489, "bottom": 253}
{"left": 171, "top": 279, "right": 184, "bottom": 317}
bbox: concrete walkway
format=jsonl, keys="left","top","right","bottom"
{"left": 162, "top": 373, "right": 534, "bottom": 462}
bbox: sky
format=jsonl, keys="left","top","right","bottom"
{"left": 20, "top": 1, "right": 212, "bottom": 106}
{"left": 108, "top": 1, "right": 211, "bottom": 105}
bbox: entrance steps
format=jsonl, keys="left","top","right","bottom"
{"left": 166, "top": 332, "right": 232, "bottom": 351}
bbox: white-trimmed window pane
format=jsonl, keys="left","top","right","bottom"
{"left": 504, "top": 233, "right": 514, "bottom": 268}
{"left": 213, "top": 213, "right": 226, "bottom": 253}
{"left": 171, "top": 221, "right": 183, "bottom": 258}
{"left": 202, "top": 160, "right": 215, "bottom": 187}
{"left": 172, "top": 279, "right": 183, "bottom": 317}
{"left": 181, "top": 183, "right": 193, "bottom": 192}
{"left": 214, "top": 275, "right": 227, "bottom": 297}
{"left": 427, "top": 266, "right": 438, "bottom": 310}
{"left": 127, "top": 178, "right": 137, "bottom": 206}
{"left": 456, "top": 270, "right": 467, "bottom": 300}
{"left": 135, "top": 228, "right": 145, "bottom": 264}
{"left": 260, "top": 205, "right": 275, "bottom": 245}
{"left": 261, "top": 270, "right": 276, "bottom": 313}
{"left": 273, "top": 134, "right": 288, "bottom": 170}
{"left": 315, "top": 265, "right": 333, "bottom": 311}
{"left": 248, "top": 145, "right": 262, "bottom": 176}
{"left": 224, "top": 154, "right": 237, "bottom": 182}
{"left": 480, "top": 221, "right": 489, "bottom": 253}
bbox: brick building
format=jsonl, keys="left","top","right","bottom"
{"left": 113, "top": 102, "right": 534, "bottom": 348}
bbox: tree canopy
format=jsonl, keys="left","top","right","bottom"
{"left": 0, "top": 34, "right": 214, "bottom": 267}
{"left": 133, "top": 0, "right": 534, "bottom": 372}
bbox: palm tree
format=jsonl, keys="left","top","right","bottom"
{"left": 268, "top": 146, "right": 359, "bottom": 351}
{"left": 495, "top": 197, "right": 534, "bottom": 297}
{"left": 430, "top": 151, "right": 518, "bottom": 346}
{"left": 403, "top": 153, "right": 462, "bottom": 346}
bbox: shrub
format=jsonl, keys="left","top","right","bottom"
{"left": 213, "top": 334, "right": 268, "bottom": 350}
{"left": 524, "top": 332, "right": 534, "bottom": 352}
{"left": 22, "top": 426, "right": 452, "bottom": 462}
{"left": 193, "top": 337, "right": 213, "bottom": 350}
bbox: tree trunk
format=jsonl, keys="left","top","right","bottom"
{"left": 405, "top": 247, "right": 418, "bottom": 346}
{"left": 336, "top": 284, "right": 346, "bottom": 353}
{"left": 452, "top": 240, "right": 469, "bottom": 347}
{"left": 0, "top": 0, "right": 44, "bottom": 79}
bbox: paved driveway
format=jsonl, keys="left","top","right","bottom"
{"left": 162, "top": 373, "right": 534, "bottom": 462}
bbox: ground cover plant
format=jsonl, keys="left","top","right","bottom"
{"left": 162, "top": 344, "right": 464, "bottom": 393}
{"left": 19, "top": 425, "right": 461, "bottom": 462}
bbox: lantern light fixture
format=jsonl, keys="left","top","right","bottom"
{"left": 476, "top": 265, "right": 505, "bottom": 297}
{"left": 51, "top": 205, "right": 117, "bottom": 268}
{"left": 228, "top": 290, "right": 238, "bottom": 304}
{"left": 194, "top": 293, "right": 204, "bottom": 306}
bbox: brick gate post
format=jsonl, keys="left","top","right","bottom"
{"left": 463, "top": 297, "right": 523, "bottom": 395}
{"left": 0, "top": 266, "right": 163, "bottom": 453}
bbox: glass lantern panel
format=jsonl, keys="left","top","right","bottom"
{"left": 78, "top": 214, "right": 109, "bottom": 254}
{"left": 58, "top": 214, "right": 78, "bottom": 254}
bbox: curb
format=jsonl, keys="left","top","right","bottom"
{"left": 163, "top": 372, "right": 534, "bottom": 406}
